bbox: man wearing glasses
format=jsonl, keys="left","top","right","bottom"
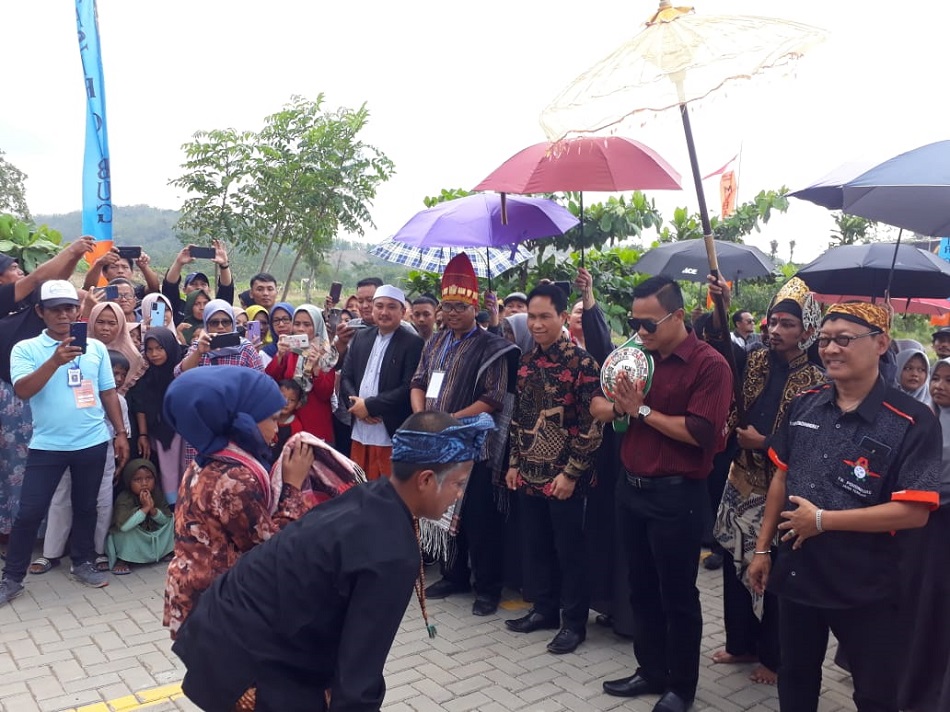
{"left": 748, "top": 302, "right": 940, "bottom": 712}
{"left": 593, "top": 276, "right": 733, "bottom": 712}
{"left": 410, "top": 254, "right": 518, "bottom": 618}
{"left": 82, "top": 248, "right": 161, "bottom": 301}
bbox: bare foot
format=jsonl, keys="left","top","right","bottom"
{"left": 711, "top": 649, "right": 758, "bottom": 664}
{"left": 749, "top": 664, "right": 778, "bottom": 685}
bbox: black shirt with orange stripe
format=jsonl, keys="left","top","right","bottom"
{"left": 767, "top": 377, "right": 940, "bottom": 609}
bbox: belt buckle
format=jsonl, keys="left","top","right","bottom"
{"left": 627, "top": 473, "right": 645, "bottom": 489}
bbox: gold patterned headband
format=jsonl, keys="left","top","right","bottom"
{"left": 822, "top": 302, "right": 890, "bottom": 335}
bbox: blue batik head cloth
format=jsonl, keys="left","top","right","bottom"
{"left": 391, "top": 413, "right": 495, "bottom": 465}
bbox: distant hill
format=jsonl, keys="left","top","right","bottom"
{"left": 33, "top": 205, "right": 409, "bottom": 290}
{"left": 35, "top": 205, "right": 186, "bottom": 266}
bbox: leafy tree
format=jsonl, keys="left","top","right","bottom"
{"left": 559, "top": 191, "right": 663, "bottom": 253}
{"left": 829, "top": 212, "right": 877, "bottom": 247}
{"left": 171, "top": 95, "right": 395, "bottom": 297}
{"left": 769, "top": 239, "right": 779, "bottom": 261}
{"left": 423, "top": 187, "right": 473, "bottom": 207}
{"left": 658, "top": 188, "right": 790, "bottom": 243}
{"left": 0, "top": 150, "right": 31, "bottom": 221}
{"left": 0, "top": 214, "right": 62, "bottom": 272}
{"left": 170, "top": 128, "right": 256, "bottom": 250}
{"left": 789, "top": 239, "right": 796, "bottom": 264}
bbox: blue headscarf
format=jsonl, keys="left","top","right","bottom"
{"left": 263, "top": 301, "right": 295, "bottom": 357}
{"left": 391, "top": 413, "right": 495, "bottom": 465}
{"left": 163, "top": 366, "right": 285, "bottom": 467}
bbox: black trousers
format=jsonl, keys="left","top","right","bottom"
{"left": 519, "top": 490, "right": 588, "bottom": 630}
{"left": 441, "top": 461, "right": 504, "bottom": 599}
{"left": 617, "top": 476, "right": 704, "bottom": 700}
{"left": 721, "top": 553, "right": 780, "bottom": 672}
{"left": 703, "top": 443, "right": 734, "bottom": 551}
{"left": 778, "top": 597, "right": 900, "bottom": 712}
{"left": 3, "top": 444, "right": 108, "bottom": 582}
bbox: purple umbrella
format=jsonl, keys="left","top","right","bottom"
{"left": 390, "top": 193, "right": 579, "bottom": 249}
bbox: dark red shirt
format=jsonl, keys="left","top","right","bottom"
{"left": 618, "top": 330, "right": 733, "bottom": 479}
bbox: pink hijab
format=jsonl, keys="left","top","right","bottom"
{"left": 89, "top": 302, "right": 146, "bottom": 394}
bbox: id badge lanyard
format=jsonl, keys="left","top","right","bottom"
{"left": 427, "top": 326, "right": 479, "bottom": 401}
{"left": 66, "top": 357, "right": 83, "bottom": 388}
{"left": 67, "top": 357, "right": 97, "bottom": 409}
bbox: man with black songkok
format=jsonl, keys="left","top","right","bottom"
{"left": 171, "top": 412, "right": 493, "bottom": 712}
{"left": 748, "top": 302, "right": 940, "bottom": 712}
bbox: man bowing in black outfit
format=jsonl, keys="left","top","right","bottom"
{"left": 171, "top": 412, "right": 494, "bottom": 712}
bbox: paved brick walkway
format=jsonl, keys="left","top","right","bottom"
{"left": 0, "top": 555, "right": 856, "bottom": 712}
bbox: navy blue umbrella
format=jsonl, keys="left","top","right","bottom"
{"left": 789, "top": 140, "right": 950, "bottom": 236}
{"left": 841, "top": 140, "right": 950, "bottom": 237}
{"left": 786, "top": 161, "right": 875, "bottom": 210}
{"left": 795, "top": 243, "right": 950, "bottom": 299}
{"left": 790, "top": 141, "right": 950, "bottom": 297}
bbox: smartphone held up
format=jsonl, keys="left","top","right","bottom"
{"left": 188, "top": 245, "right": 216, "bottom": 260}
{"left": 69, "top": 322, "right": 88, "bottom": 354}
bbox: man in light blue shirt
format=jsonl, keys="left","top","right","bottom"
{"left": 0, "top": 280, "right": 130, "bottom": 605}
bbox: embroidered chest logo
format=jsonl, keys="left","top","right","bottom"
{"left": 842, "top": 456, "right": 880, "bottom": 480}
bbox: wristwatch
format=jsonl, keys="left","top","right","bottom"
{"left": 637, "top": 405, "right": 652, "bottom": 422}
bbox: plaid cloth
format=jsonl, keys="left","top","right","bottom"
{"left": 369, "top": 238, "right": 532, "bottom": 279}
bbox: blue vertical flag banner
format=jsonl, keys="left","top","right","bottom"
{"left": 939, "top": 237, "right": 950, "bottom": 262}
{"left": 75, "top": 0, "right": 112, "bottom": 250}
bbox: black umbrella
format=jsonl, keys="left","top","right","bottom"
{"left": 633, "top": 239, "right": 777, "bottom": 283}
{"left": 795, "top": 243, "right": 950, "bottom": 299}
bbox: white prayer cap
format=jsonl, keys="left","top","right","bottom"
{"left": 374, "top": 284, "right": 406, "bottom": 304}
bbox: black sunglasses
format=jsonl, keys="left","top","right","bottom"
{"left": 628, "top": 312, "right": 674, "bottom": 334}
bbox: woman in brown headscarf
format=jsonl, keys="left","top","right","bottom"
{"left": 89, "top": 302, "right": 146, "bottom": 395}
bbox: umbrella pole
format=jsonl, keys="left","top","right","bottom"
{"left": 679, "top": 104, "right": 718, "bottom": 271}
{"left": 579, "top": 192, "right": 585, "bottom": 268}
{"left": 679, "top": 102, "right": 745, "bottom": 421}
{"left": 486, "top": 247, "right": 492, "bottom": 293}
{"left": 884, "top": 229, "right": 903, "bottom": 302}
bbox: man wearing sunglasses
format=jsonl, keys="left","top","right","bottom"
{"left": 747, "top": 302, "right": 940, "bottom": 712}
{"left": 593, "top": 276, "right": 733, "bottom": 712}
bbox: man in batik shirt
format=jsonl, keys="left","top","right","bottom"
{"left": 504, "top": 283, "right": 605, "bottom": 654}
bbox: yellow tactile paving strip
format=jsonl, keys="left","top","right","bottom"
{"left": 66, "top": 682, "right": 184, "bottom": 712}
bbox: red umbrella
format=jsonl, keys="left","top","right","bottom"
{"left": 473, "top": 136, "right": 681, "bottom": 193}
{"left": 474, "top": 136, "right": 682, "bottom": 264}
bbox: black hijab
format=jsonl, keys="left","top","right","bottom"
{"left": 127, "top": 327, "right": 184, "bottom": 448}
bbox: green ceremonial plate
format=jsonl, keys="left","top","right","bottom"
{"left": 600, "top": 342, "right": 654, "bottom": 402}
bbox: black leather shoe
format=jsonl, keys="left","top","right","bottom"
{"left": 594, "top": 613, "right": 613, "bottom": 627}
{"left": 703, "top": 552, "right": 724, "bottom": 570}
{"left": 546, "top": 627, "right": 585, "bottom": 654}
{"left": 652, "top": 691, "right": 693, "bottom": 712}
{"left": 471, "top": 596, "right": 499, "bottom": 616}
{"left": 504, "top": 610, "right": 559, "bottom": 633}
{"left": 602, "top": 673, "right": 665, "bottom": 697}
{"left": 424, "top": 578, "right": 470, "bottom": 600}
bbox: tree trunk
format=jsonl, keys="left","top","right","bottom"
{"left": 259, "top": 233, "right": 277, "bottom": 273}
{"left": 282, "top": 245, "right": 306, "bottom": 301}
{"left": 259, "top": 215, "right": 289, "bottom": 272}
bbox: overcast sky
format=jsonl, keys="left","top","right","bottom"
{"left": 2, "top": 0, "right": 947, "bottom": 263}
